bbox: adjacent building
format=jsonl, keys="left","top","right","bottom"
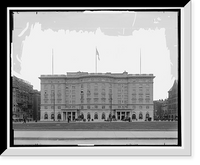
{"left": 33, "top": 90, "right": 41, "bottom": 121}
{"left": 12, "top": 76, "right": 34, "bottom": 121}
{"left": 167, "top": 80, "right": 178, "bottom": 120}
{"left": 153, "top": 99, "right": 168, "bottom": 120}
{"left": 153, "top": 100, "right": 163, "bottom": 120}
{"left": 39, "top": 71, "right": 155, "bottom": 122}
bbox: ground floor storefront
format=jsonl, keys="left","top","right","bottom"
{"left": 40, "top": 109, "right": 154, "bottom": 122}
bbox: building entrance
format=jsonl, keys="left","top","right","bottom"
{"left": 116, "top": 111, "right": 131, "bottom": 120}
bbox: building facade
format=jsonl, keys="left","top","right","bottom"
{"left": 12, "top": 76, "right": 34, "bottom": 121}
{"left": 33, "top": 90, "right": 41, "bottom": 121}
{"left": 39, "top": 72, "right": 155, "bottom": 122}
{"left": 167, "top": 80, "right": 178, "bottom": 120}
{"left": 153, "top": 99, "right": 168, "bottom": 120}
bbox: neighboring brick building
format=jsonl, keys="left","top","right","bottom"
{"left": 167, "top": 80, "right": 178, "bottom": 120}
{"left": 12, "top": 76, "right": 34, "bottom": 121}
{"left": 33, "top": 90, "right": 41, "bottom": 121}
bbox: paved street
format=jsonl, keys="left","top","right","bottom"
{"left": 14, "top": 130, "right": 178, "bottom": 145}
{"left": 13, "top": 121, "right": 178, "bottom": 145}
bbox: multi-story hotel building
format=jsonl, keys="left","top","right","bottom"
{"left": 39, "top": 71, "right": 155, "bottom": 122}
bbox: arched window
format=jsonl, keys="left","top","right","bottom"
{"left": 102, "top": 113, "right": 105, "bottom": 119}
{"left": 80, "top": 112, "right": 84, "bottom": 119}
{"left": 51, "top": 113, "right": 54, "bottom": 120}
{"left": 87, "top": 113, "right": 91, "bottom": 119}
{"left": 57, "top": 113, "right": 61, "bottom": 120}
{"left": 139, "top": 112, "right": 143, "bottom": 119}
{"left": 94, "top": 112, "right": 98, "bottom": 119}
{"left": 146, "top": 112, "right": 149, "bottom": 119}
{"left": 44, "top": 113, "right": 48, "bottom": 119}
{"left": 132, "top": 113, "right": 136, "bottom": 120}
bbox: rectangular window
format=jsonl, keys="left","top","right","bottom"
{"left": 101, "top": 98, "right": 106, "bottom": 102}
{"left": 94, "top": 98, "right": 98, "bottom": 103}
{"left": 58, "top": 106, "right": 61, "bottom": 109}
{"left": 132, "top": 98, "right": 136, "bottom": 103}
{"left": 102, "top": 105, "right": 105, "bottom": 109}
{"left": 139, "top": 99, "right": 143, "bottom": 103}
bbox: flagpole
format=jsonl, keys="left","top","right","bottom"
{"left": 51, "top": 48, "right": 55, "bottom": 121}
{"left": 52, "top": 49, "right": 54, "bottom": 75}
{"left": 95, "top": 48, "right": 97, "bottom": 73}
{"left": 140, "top": 49, "right": 141, "bottom": 74}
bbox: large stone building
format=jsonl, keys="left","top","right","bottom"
{"left": 39, "top": 71, "right": 155, "bottom": 122}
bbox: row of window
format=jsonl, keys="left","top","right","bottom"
{"left": 44, "top": 83, "right": 151, "bottom": 89}
{"left": 43, "top": 112, "right": 150, "bottom": 120}
{"left": 44, "top": 105, "right": 151, "bottom": 109}
{"left": 44, "top": 106, "right": 61, "bottom": 109}
{"left": 44, "top": 113, "right": 61, "bottom": 120}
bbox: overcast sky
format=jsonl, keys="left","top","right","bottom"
{"left": 11, "top": 10, "right": 178, "bottom": 100}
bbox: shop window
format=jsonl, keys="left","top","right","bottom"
{"left": 87, "top": 113, "right": 91, "bottom": 119}
{"left": 44, "top": 113, "right": 48, "bottom": 119}
{"left": 102, "top": 113, "right": 105, "bottom": 119}
{"left": 57, "top": 113, "right": 61, "bottom": 119}
{"left": 94, "top": 113, "right": 98, "bottom": 119}
{"left": 51, "top": 114, "right": 54, "bottom": 119}
{"left": 139, "top": 112, "right": 143, "bottom": 119}
{"left": 132, "top": 113, "right": 136, "bottom": 120}
{"left": 146, "top": 112, "right": 149, "bottom": 119}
